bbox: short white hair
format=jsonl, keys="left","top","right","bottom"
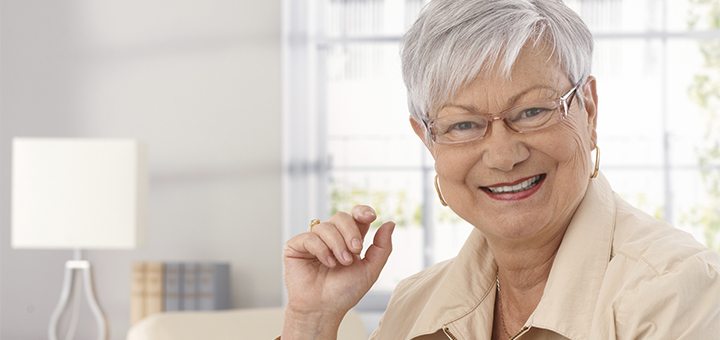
{"left": 401, "top": 0, "right": 593, "bottom": 127}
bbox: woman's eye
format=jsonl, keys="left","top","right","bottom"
{"left": 519, "top": 108, "right": 545, "bottom": 118}
{"left": 448, "top": 121, "right": 477, "bottom": 131}
{"left": 445, "top": 121, "right": 480, "bottom": 134}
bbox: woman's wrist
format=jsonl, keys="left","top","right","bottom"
{"left": 281, "top": 307, "right": 344, "bottom": 340}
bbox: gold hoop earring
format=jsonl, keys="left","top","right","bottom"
{"left": 434, "top": 174, "right": 448, "bottom": 206}
{"left": 591, "top": 145, "right": 600, "bottom": 179}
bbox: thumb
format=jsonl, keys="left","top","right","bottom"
{"left": 362, "top": 222, "right": 395, "bottom": 281}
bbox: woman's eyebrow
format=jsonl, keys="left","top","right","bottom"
{"left": 441, "top": 84, "right": 559, "bottom": 113}
{"left": 439, "top": 103, "right": 480, "bottom": 114}
{"left": 505, "top": 84, "right": 558, "bottom": 107}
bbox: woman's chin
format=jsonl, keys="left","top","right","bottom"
{"left": 495, "top": 222, "right": 547, "bottom": 241}
{"left": 469, "top": 213, "right": 552, "bottom": 242}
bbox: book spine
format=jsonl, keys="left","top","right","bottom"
{"left": 215, "top": 263, "right": 231, "bottom": 310}
{"left": 144, "top": 262, "right": 164, "bottom": 317}
{"left": 198, "top": 263, "right": 231, "bottom": 310}
{"left": 181, "top": 263, "right": 198, "bottom": 311}
{"left": 130, "top": 262, "right": 146, "bottom": 326}
{"left": 163, "top": 262, "right": 181, "bottom": 311}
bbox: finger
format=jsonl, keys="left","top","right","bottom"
{"left": 284, "top": 233, "right": 337, "bottom": 268}
{"left": 311, "top": 222, "right": 355, "bottom": 265}
{"left": 350, "top": 205, "right": 377, "bottom": 240}
{"left": 326, "top": 211, "right": 365, "bottom": 255}
{"left": 362, "top": 222, "right": 395, "bottom": 281}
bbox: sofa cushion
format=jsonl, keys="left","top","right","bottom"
{"left": 126, "top": 308, "right": 367, "bottom": 340}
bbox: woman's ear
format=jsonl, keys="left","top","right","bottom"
{"left": 582, "top": 76, "right": 599, "bottom": 147}
{"left": 409, "top": 116, "right": 436, "bottom": 157}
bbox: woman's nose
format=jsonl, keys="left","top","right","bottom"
{"left": 479, "top": 119, "right": 530, "bottom": 172}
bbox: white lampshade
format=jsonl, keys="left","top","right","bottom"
{"left": 12, "top": 138, "right": 148, "bottom": 249}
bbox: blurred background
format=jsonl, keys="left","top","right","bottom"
{"left": 1, "top": 0, "right": 719, "bottom": 338}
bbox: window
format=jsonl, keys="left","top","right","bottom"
{"left": 283, "top": 0, "right": 720, "bottom": 310}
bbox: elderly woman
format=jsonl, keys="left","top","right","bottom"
{"left": 281, "top": 0, "right": 720, "bottom": 339}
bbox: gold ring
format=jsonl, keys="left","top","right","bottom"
{"left": 309, "top": 219, "right": 321, "bottom": 232}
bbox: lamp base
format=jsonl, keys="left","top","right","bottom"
{"left": 48, "top": 260, "right": 108, "bottom": 340}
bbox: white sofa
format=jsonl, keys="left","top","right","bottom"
{"left": 126, "top": 308, "right": 368, "bottom": 340}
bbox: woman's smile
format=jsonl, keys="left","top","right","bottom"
{"left": 481, "top": 174, "right": 545, "bottom": 201}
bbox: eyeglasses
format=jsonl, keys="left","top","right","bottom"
{"left": 422, "top": 84, "right": 580, "bottom": 145}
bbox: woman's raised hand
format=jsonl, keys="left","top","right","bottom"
{"left": 281, "top": 205, "right": 395, "bottom": 340}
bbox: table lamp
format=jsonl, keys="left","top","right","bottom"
{"left": 11, "top": 138, "right": 148, "bottom": 340}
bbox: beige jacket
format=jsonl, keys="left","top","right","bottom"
{"left": 370, "top": 173, "right": 720, "bottom": 340}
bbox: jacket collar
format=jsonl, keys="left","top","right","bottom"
{"left": 406, "top": 173, "right": 616, "bottom": 340}
{"left": 406, "top": 227, "right": 497, "bottom": 339}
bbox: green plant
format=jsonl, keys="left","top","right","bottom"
{"left": 685, "top": 0, "right": 720, "bottom": 253}
{"left": 328, "top": 177, "right": 423, "bottom": 229}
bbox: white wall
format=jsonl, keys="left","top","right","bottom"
{"left": 0, "top": 1, "right": 283, "bottom": 339}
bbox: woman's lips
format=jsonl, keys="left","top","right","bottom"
{"left": 481, "top": 174, "right": 546, "bottom": 201}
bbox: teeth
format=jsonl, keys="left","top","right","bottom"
{"left": 487, "top": 175, "right": 542, "bottom": 194}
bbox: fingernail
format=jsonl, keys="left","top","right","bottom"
{"left": 342, "top": 250, "right": 353, "bottom": 263}
{"left": 364, "top": 210, "right": 376, "bottom": 218}
{"left": 326, "top": 256, "right": 336, "bottom": 267}
{"left": 352, "top": 238, "right": 363, "bottom": 250}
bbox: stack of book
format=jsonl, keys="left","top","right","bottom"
{"left": 131, "top": 262, "right": 231, "bottom": 325}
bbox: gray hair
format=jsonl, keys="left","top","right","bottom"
{"left": 401, "top": 0, "right": 593, "bottom": 130}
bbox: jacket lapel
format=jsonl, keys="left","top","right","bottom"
{"left": 528, "top": 172, "right": 616, "bottom": 340}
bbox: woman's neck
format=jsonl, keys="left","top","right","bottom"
{"left": 489, "top": 227, "right": 566, "bottom": 335}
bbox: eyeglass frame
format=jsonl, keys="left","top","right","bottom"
{"left": 421, "top": 84, "right": 581, "bottom": 145}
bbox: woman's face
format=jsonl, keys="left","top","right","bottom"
{"left": 413, "top": 42, "right": 598, "bottom": 244}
